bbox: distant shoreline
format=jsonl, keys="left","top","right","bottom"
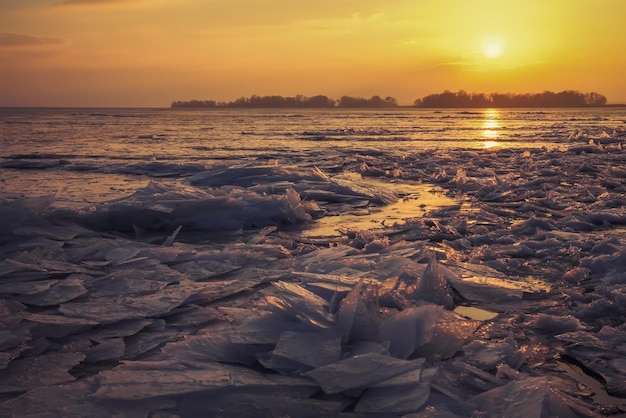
{"left": 2, "top": 104, "right": 625, "bottom": 110}
{"left": 168, "top": 104, "right": 626, "bottom": 110}
{"left": 172, "top": 90, "right": 611, "bottom": 109}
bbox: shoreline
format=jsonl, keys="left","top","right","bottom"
{"left": 3, "top": 104, "right": 626, "bottom": 110}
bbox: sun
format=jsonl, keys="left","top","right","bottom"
{"left": 481, "top": 36, "right": 505, "bottom": 58}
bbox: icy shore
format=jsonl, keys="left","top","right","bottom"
{"left": 1, "top": 142, "right": 626, "bottom": 417}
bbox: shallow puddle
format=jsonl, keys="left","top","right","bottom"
{"left": 304, "top": 174, "right": 460, "bottom": 237}
{"left": 454, "top": 305, "right": 499, "bottom": 321}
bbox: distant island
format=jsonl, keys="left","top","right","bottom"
{"left": 171, "top": 95, "right": 396, "bottom": 109}
{"left": 171, "top": 90, "right": 608, "bottom": 109}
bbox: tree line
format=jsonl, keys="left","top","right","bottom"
{"left": 171, "top": 90, "right": 607, "bottom": 109}
{"left": 414, "top": 90, "right": 607, "bottom": 108}
{"left": 171, "top": 94, "right": 398, "bottom": 109}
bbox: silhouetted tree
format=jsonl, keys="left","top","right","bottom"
{"left": 173, "top": 94, "right": 338, "bottom": 108}
{"left": 171, "top": 99, "right": 216, "bottom": 108}
{"left": 414, "top": 90, "right": 608, "bottom": 108}
{"left": 337, "top": 95, "right": 398, "bottom": 108}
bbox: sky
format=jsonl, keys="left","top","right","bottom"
{"left": 1, "top": 0, "right": 625, "bottom": 107}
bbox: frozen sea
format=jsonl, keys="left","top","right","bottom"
{"left": 1, "top": 107, "right": 626, "bottom": 417}
{"left": 1, "top": 107, "right": 624, "bottom": 206}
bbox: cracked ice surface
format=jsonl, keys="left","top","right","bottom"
{"left": 1, "top": 147, "right": 626, "bottom": 417}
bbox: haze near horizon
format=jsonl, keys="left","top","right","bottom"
{"left": 1, "top": 0, "right": 625, "bottom": 107}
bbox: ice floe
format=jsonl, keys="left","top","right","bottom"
{"left": 1, "top": 149, "right": 626, "bottom": 417}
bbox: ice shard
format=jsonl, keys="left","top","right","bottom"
{"left": 305, "top": 352, "right": 424, "bottom": 394}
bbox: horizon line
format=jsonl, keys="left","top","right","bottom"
{"left": 2, "top": 104, "right": 626, "bottom": 109}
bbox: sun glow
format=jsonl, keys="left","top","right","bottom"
{"left": 481, "top": 36, "right": 505, "bottom": 58}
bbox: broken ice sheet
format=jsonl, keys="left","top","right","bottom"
{"left": 85, "top": 338, "right": 126, "bottom": 363}
{"left": 471, "top": 376, "right": 597, "bottom": 418}
{"left": 0, "top": 299, "right": 28, "bottom": 328}
{"left": 94, "top": 359, "right": 317, "bottom": 400}
{"left": 104, "top": 246, "right": 141, "bottom": 264}
{"left": 0, "top": 352, "right": 85, "bottom": 393}
{"left": 406, "top": 253, "right": 454, "bottom": 309}
{"left": 177, "top": 391, "right": 343, "bottom": 418}
{"left": 260, "top": 331, "right": 342, "bottom": 373}
{"left": 10, "top": 275, "right": 88, "bottom": 306}
{"left": 164, "top": 305, "right": 219, "bottom": 327}
{"left": 123, "top": 327, "right": 182, "bottom": 360}
{"left": 305, "top": 352, "right": 424, "bottom": 394}
{"left": 355, "top": 365, "right": 436, "bottom": 414}
{"left": 379, "top": 305, "right": 440, "bottom": 360}
{"left": 13, "top": 224, "right": 80, "bottom": 241}
{"left": 59, "top": 292, "right": 186, "bottom": 324}
{"left": 81, "top": 318, "right": 153, "bottom": 341}
{"left": 0, "top": 379, "right": 154, "bottom": 418}
{"left": 266, "top": 281, "right": 334, "bottom": 329}
{"left": 59, "top": 278, "right": 248, "bottom": 324}
{"left": 0, "top": 278, "right": 59, "bottom": 295}
{"left": 335, "top": 279, "right": 381, "bottom": 342}
{"left": 462, "top": 333, "right": 524, "bottom": 370}
{"left": 158, "top": 328, "right": 261, "bottom": 367}
{"left": 22, "top": 312, "right": 99, "bottom": 338}
{"left": 557, "top": 327, "right": 626, "bottom": 397}
{"left": 77, "top": 182, "right": 314, "bottom": 232}
{"left": 379, "top": 304, "right": 480, "bottom": 360}
{"left": 443, "top": 261, "right": 550, "bottom": 306}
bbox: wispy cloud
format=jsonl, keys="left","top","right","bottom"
{"left": 0, "top": 32, "right": 66, "bottom": 47}
{"left": 57, "top": 0, "right": 133, "bottom": 4}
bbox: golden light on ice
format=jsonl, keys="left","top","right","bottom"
{"left": 481, "top": 36, "right": 505, "bottom": 58}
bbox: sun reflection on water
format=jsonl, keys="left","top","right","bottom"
{"left": 482, "top": 109, "right": 500, "bottom": 148}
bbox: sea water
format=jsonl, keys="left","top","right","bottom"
{"left": 1, "top": 107, "right": 624, "bottom": 207}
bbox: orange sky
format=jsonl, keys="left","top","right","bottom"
{"left": 1, "top": 0, "right": 625, "bottom": 107}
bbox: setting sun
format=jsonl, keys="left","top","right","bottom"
{"left": 481, "top": 36, "right": 505, "bottom": 58}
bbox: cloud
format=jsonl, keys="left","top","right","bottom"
{"left": 56, "top": 0, "right": 139, "bottom": 5}
{"left": 0, "top": 33, "right": 66, "bottom": 47}
{"left": 60, "top": 0, "right": 117, "bottom": 3}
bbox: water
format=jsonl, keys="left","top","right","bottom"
{"left": 1, "top": 107, "right": 625, "bottom": 207}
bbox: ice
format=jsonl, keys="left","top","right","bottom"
{"left": 94, "top": 359, "right": 318, "bottom": 400}
{"left": 407, "top": 253, "right": 455, "bottom": 309}
{"left": 0, "top": 380, "right": 152, "bottom": 418}
{"left": 0, "top": 195, "right": 56, "bottom": 238}
{"left": 188, "top": 163, "right": 396, "bottom": 205}
{"left": 187, "top": 163, "right": 329, "bottom": 188}
{"left": 267, "top": 281, "right": 335, "bottom": 329}
{"left": 259, "top": 331, "right": 342, "bottom": 372}
{"left": 305, "top": 352, "right": 425, "bottom": 394}
{"left": 377, "top": 302, "right": 481, "bottom": 360}
{"left": 0, "top": 352, "right": 85, "bottom": 393}
{"left": 75, "top": 182, "right": 316, "bottom": 232}
{"left": 557, "top": 327, "right": 626, "bottom": 397}
{"left": 355, "top": 366, "right": 436, "bottom": 414}
{"left": 471, "top": 377, "right": 597, "bottom": 418}
{"left": 21, "top": 312, "right": 99, "bottom": 338}
{"left": 335, "top": 279, "right": 381, "bottom": 342}
{"left": 84, "top": 338, "right": 126, "bottom": 363}
{"left": 9, "top": 276, "right": 88, "bottom": 306}
{"left": 60, "top": 278, "right": 208, "bottom": 324}
{"left": 2, "top": 144, "right": 626, "bottom": 416}
{"left": 529, "top": 313, "right": 585, "bottom": 334}
{"left": 176, "top": 391, "right": 343, "bottom": 418}
{"left": 462, "top": 333, "right": 524, "bottom": 370}
{"left": 444, "top": 261, "right": 548, "bottom": 306}
{"left": 379, "top": 305, "right": 440, "bottom": 359}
